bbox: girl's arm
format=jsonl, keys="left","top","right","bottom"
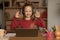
{"left": 34, "top": 10, "right": 46, "bottom": 28}
{"left": 34, "top": 17, "right": 46, "bottom": 28}
{"left": 11, "top": 17, "right": 20, "bottom": 29}
{"left": 38, "top": 18, "right": 46, "bottom": 28}
{"left": 11, "top": 11, "right": 21, "bottom": 29}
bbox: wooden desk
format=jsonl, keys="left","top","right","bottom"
{"left": 9, "top": 31, "right": 56, "bottom": 40}
{"left": 9, "top": 31, "right": 46, "bottom": 40}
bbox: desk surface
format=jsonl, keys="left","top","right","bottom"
{"left": 9, "top": 31, "right": 56, "bottom": 40}
{"left": 9, "top": 31, "right": 45, "bottom": 40}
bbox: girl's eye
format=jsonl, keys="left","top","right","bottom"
{"left": 29, "top": 11, "right": 32, "bottom": 12}
{"left": 25, "top": 11, "right": 28, "bottom": 12}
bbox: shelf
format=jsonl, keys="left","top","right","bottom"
{"left": 4, "top": 7, "right": 22, "bottom": 9}
{"left": 32, "top": 2, "right": 39, "bottom": 3}
{"left": 4, "top": 7, "right": 47, "bottom": 9}
{"left": 16, "top": 1, "right": 39, "bottom": 3}
{"left": 5, "top": 1, "right": 39, "bottom": 3}
{"left": 4, "top": 0, "right": 47, "bottom": 30}
{"left": 5, "top": 19, "right": 12, "bottom": 21}
{"left": 35, "top": 7, "right": 47, "bottom": 9}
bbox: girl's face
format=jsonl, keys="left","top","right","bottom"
{"left": 24, "top": 6, "right": 32, "bottom": 18}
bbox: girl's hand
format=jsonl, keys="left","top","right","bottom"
{"left": 15, "top": 11, "right": 20, "bottom": 18}
{"left": 35, "top": 10, "right": 40, "bottom": 18}
{"left": 43, "top": 28, "right": 48, "bottom": 32}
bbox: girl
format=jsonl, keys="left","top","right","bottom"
{"left": 11, "top": 4, "right": 46, "bottom": 29}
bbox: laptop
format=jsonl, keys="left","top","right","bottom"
{"left": 7, "top": 29, "right": 38, "bottom": 37}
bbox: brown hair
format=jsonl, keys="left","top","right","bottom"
{"left": 22, "top": 4, "right": 34, "bottom": 16}
{"left": 22, "top": 3, "right": 35, "bottom": 21}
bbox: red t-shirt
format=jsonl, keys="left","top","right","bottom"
{"left": 11, "top": 17, "right": 46, "bottom": 29}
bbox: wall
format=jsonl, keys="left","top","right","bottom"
{"left": 48, "top": 0, "right": 60, "bottom": 31}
